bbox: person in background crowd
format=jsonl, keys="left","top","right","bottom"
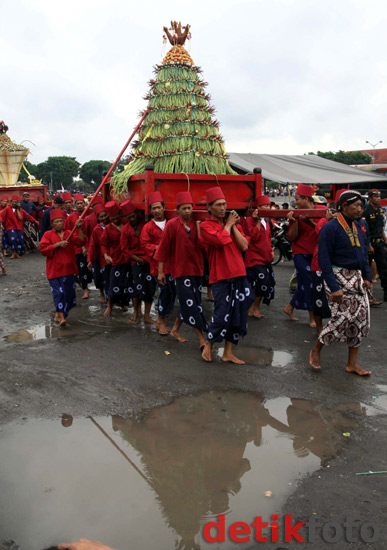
{"left": 309, "top": 190, "right": 372, "bottom": 376}
{"left": 62, "top": 192, "right": 74, "bottom": 216}
{"left": 87, "top": 204, "right": 110, "bottom": 304}
{"left": 0, "top": 218, "right": 6, "bottom": 274}
{"left": 199, "top": 186, "right": 253, "bottom": 364}
{"left": 140, "top": 191, "right": 176, "bottom": 335}
{"left": 43, "top": 537, "right": 117, "bottom": 550}
{"left": 101, "top": 201, "right": 130, "bottom": 316}
{"left": 155, "top": 191, "right": 208, "bottom": 347}
{"left": 20, "top": 192, "right": 46, "bottom": 252}
{"left": 122, "top": 204, "right": 155, "bottom": 324}
{"left": 245, "top": 194, "right": 275, "bottom": 319}
{"left": 40, "top": 210, "right": 85, "bottom": 327}
{"left": 1, "top": 195, "right": 9, "bottom": 255}
{"left": 40, "top": 195, "right": 64, "bottom": 237}
{"left": 0, "top": 195, "right": 36, "bottom": 258}
{"left": 283, "top": 184, "right": 317, "bottom": 328}
{"left": 363, "top": 189, "right": 387, "bottom": 301}
{"left": 65, "top": 194, "right": 92, "bottom": 299}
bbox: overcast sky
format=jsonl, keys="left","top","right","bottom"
{"left": 1, "top": 0, "right": 386, "bottom": 165}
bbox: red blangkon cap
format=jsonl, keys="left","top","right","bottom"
{"left": 92, "top": 195, "right": 104, "bottom": 205}
{"left": 62, "top": 192, "right": 72, "bottom": 201}
{"left": 94, "top": 204, "right": 106, "bottom": 216}
{"left": 296, "top": 184, "right": 313, "bottom": 197}
{"left": 50, "top": 209, "right": 65, "bottom": 221}
{"left": 205, "top": 186, "right": 226, "bottom": 204}
{"left": 120, "top": 200, "right": 136, "bottom": 216}
{"left": 105, "top": 201, "right": 120, "bottom": 217}
{"left": 37, "top": 195, "right": 44, "bottom": 201}
{"left": 148, "top": 191, "right": 164, "bottom": 206}
{"left": 176, "top": 192, "right": 193, "bottom": 207}
{"left": 256, "top": 195, "right": 271, "bottom": 207}
{"left": 11, "top": 195, "right": 20, "bottom": 201}
{"left": 2, "top": 195, "right": 8, "bottom": 201}
{"left": 74, "top": 194, "right": 85, "bottom": 202}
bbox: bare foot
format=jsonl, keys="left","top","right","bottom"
{"left": 170, "top": 330, "right": 188, "bottom": 343}
{"left": 252, "top": 311, "right": 264, "bottom": 319}
{"left": 144, "top": 315, "right": 155, "bottom": 325}
{"left": 222, "top": 353, "right": 245, "bottom": 365}
{"left": 54, "top": 313, "right": 60, "bottom": 323}
{"left": 158, "top": 319, "right": 169, "bottom": 335}
{"left": 309, "top": 321, "right": 317, "bottom": 328}
{"left": 309, "top": 349, "right": 321, "bottom": 371}
{"left": 81, "top": 289, "right": 90, "bottom": 300}
{"left": 59, "top": 319, "right": 67, "bottom": 327}
{"left": 202, "top": 342, "right": 212, "bottom": 362}
{"left": 2, "top": 267, "right": 7, "bottom": 275}
{"left": 129, "top": 313, "right": 138, "bottom": 324}
{"left": 345, "top": 364, "right": 371, "bottom": 376}
{"left": 104, "top": 307, "right": 112, "bottom": 317}
{"left": 99, "top": 296, "right": 107, "bottom": 304}
{"left": 283, "top": 305, "right": 299, "bottom": 321}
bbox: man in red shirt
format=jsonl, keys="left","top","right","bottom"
{"left": 87, "top": 203, "right": 110, "bottom": 304}
{"left": 245, "top": 195, "right": 275, "bottom": 319}
{"left": 101, "top": 201, "right": 130, "bottom": 316}
{"left": 199, "top": 187, "right": 253, "bottom": 364}
{"left": 0, "top": 195, "right": 36, "bottom": 258}
{"left": 65, "top": 194, "right": 91, "bottom": 299}
{"left": 155, "top": 191, "right": 208, "bottom": 347}
{"left": 40, "top": 209, "right": 85, "bottom": 326}
{"left": 140, "top": 191, "right": 176, "bottom": 335}
{"left": 283, "top": 184, "right": 317, "bottom": 328}
{"left": 120, "top": 200, "right": 154, "bottom": 324}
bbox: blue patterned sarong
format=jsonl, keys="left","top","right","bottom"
{"left": 207, "top": 276, "right": 254, "bottom": 345}
{"left": 108, "top": 263, "right": 130, "bottom": 305}
{"left": 246, "top": 264, "right": 275, "bottom": 305}
{"left": 132, "top": 262, "right": 157, "bottom": 303}
{"left": 290, "top": 254, "right": 314, "bottom": 311}
{"left": 6, "top": 229, "right": 25, "bottom": 254}
{"left": 176, "top": 276, "right": 208, "bottom": 331}
{"left": 76, "top": 253, "right": 92, "bottom": 290}
{"left": 49, "top": 275, "right": 77, "bottom": 318}
{"left": 157, "top": 274, "right": 176, "bottom": 317}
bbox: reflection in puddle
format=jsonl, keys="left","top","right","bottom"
{"left": 217, "top": 346, "right": 293, "bottom": 367}
{"left": 0, "top": 391, "right": 372, "bottom": 550}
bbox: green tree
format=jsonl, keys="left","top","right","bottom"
{"left": 36, "top": 156, "right": 80, "bottom": 189}
{"left": 308, "top": 150, "right": 372, "bottom": 165}
{"left": 79, "top": 160, "right": 111, "bottom": 186}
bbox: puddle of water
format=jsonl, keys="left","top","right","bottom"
{"left": 217, "top": 346, "right": 293, "bottom": 367}
{"left": 0, "top": 391, "right": 373, "bottom": 550}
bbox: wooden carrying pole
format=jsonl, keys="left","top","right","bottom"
{"left": 65, "top": 109, "right": 150, "bottom": 241}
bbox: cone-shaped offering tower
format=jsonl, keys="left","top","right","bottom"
{"left": 0, "top": 121, "right": 29, "bottom": 187}
{"left": 112, "top": 22, "right": 236, "bottom": 196}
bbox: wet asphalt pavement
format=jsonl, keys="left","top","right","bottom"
{"left": 0, "top": 252, "right": 386, "bottom": 550}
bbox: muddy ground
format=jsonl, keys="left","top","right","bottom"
{"left": 0, "top": 251, "right": 386, "bottom": 550}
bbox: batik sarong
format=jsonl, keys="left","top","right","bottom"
{"left": 157, "top": 274, "right": 176, "bottom": 317}
{"left": 1, "top": 225, "right": 7, "bottom": 252}
{"left": 290, "top": 254, "right": 314, "bottom": 310}
{"left": 23, "top": 220, "right": 37, "bottom": 251}
{"left": 246, "top": 264, "right": 275, "bottom": 305}
{"left": 175, "top": 276, "right": 208, "bottom": 331}
{"left": 101, "top": 264, "right": 111, "bottom": 298}
{"left": 108, "top": 263, "right": 130, "bottom": 305}
{"left": 76, "top": 253, "right": 92, "bottom": 290}
{"left": 207, "top": 276, "right": 254, "bottom": 345}
{"left": 49, "top": 275, "right": 77, "bottom": 318}
{"left": 132, "top": 262, "right": 156, "bottom": 303}
{"left": 319, "top": 269, "right": 370, "bottom": 348}
{"left": 312, "top": 271, "right": 331, "bottom": 319}
{"left": 6, "top": 229, "right": 25, "bottom": 254}
{"left": 91, "top": 258, "right": 103, "bottom": 289}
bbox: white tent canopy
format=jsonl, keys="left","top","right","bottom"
{"left": 228, "top": 153, "right": 387, "bottom": 185}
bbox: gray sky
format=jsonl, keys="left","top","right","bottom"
{"left": 1, "top": 0, "right": 386, "bottom": 165}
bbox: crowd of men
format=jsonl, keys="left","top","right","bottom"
{"left": 1, "top": 185, "right": 386, "bottom": 371}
